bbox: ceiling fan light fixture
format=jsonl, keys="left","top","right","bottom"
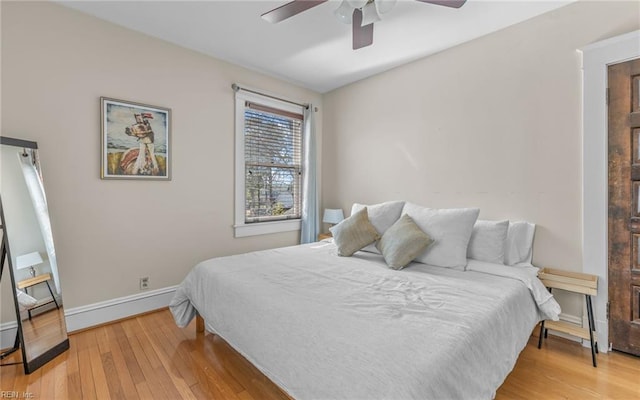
{"left": 361, "top": 1, "right": 381, "bottom": 26}
{"left": 334, "top": 0, "right": 354, "bottom": 24}
{"left": 375, "top": 0, "right": 397, "bottom": 14}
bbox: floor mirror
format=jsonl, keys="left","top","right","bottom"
{"left": 0, "top": 136, "right": 69, "bottom": 374}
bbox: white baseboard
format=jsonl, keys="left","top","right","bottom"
{"left": 65, "top": 285, "right": 177, "bottom": 332}
{"left": 0, "top": 321, "right": 18, "bottom": 350}
{"left": 2, "top": 286, "right": 177, "bottom": 349}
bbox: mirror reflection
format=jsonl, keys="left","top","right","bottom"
{"left": 1, "top": 137, "right": 68, "bottom": 373}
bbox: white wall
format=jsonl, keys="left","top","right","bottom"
{"left": 322, "top": 0, "right": 640, "bottom": 318}
{"left": 0, "top": 1, "right": 323, "bottom": 322}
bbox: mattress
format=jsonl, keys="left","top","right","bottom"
{"left": 170, "top": 240, "right": 560, "bottom": 400}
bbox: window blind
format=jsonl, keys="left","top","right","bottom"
{"left": 244, "top": 101, "right": 303, "bottom": 223}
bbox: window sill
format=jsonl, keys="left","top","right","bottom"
{"left": 234, "top": 219, "right": 301, "bottom": 238}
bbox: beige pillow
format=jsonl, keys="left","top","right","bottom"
{"left": 376, "top": 214, "right": 434, "bottom": 270}
{"left": 330, "top": 207, "right": 379, "bottom": 256}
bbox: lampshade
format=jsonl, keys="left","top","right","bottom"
{"left": 361, "top": 1, "right": 381, "bottom": 26}
{"left": 323, "top": 209, "right": 345, "bottom": 225}
{"left": 16, "top": 252, "right": 44, "bottom": 270}
{"left": 334, "top": 0, "right": 353, "bottom": 24}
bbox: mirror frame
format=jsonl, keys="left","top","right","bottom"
{"left": 0, "top": 136, "right": 69, "bottom": 374}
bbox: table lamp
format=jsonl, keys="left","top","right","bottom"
{"left": 16, "top": 251, "right": 43, "bottom": 278}
{"left": 323, "top": 208, "right": 345, "bottom": 227}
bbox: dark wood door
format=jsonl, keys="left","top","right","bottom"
{"left": 608, "top": 58, "right": 640, "bottom": 356}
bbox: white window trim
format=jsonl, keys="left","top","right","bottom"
{"left": 234, "top": 90, "right": 304, "bottom": 237}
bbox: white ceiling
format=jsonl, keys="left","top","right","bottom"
{"left": 58, "top": 0, "right": 574, "bottom": 93}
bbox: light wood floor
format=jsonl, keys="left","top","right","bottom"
{"left": 1, "top": 309, "right": 638, "bottom": 399}
{"left": 20, "top": 306, "right": 68, "bottom": 362}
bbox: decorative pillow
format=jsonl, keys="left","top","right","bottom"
{"left": 330, "top": 207, "right": 380, "bottom": 257}
{"left": 401, "top": 202, "right": 480, "bottom": 269}
{"left": 504, "top": 221, "right": 536, "bottom": 266}
{"left": 351, "top": 201, "right": 405, "bottom": 254}
{"left": 467, "top": 220, "right": 509, "bottom": 264}
{"left": 376, "top": 214, "right": 433, "bottom": 270}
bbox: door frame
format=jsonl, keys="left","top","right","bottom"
{"left": 583, "top": 29, "right": 640, "bottom": 353}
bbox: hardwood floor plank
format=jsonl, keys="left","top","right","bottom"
{"left": 24, "top": 364, "right": 42, "bottom": 397}
{"left": 237, "top": 390, "right": 256, "bottom": 400}
{"left": 202, "top": 335, "right": 288, "bottom": 400}
{"left": 95, "top": 325, "right": 112, "bottom": 355}
{"left": 12, "top": 361, "right": 29, "bottom": 394}
{"left": 124, "top": 332, "right": 170, "bottom": 400}
{"left": 89, "top": 345, "right": 111, "bottom": 399}
{"left": 53, "top": 353, "right": 69, "bottom": 399}
{"left": 147, "top": 312, "right": 197, "bottom": 390}
{"left": 110, "top": 323, "right": 146, "bottom": 386}
{"left": 124, "top": 318, "right": 184, "bottom": 400}
{"left": 78, "top": 348, "right": 97, "bottom": 400}
{"left": 0, "top": 352, "right": 18, "bottom": 390}
{"left": 134, "top": 381, "right": 154, "bottom": 399}
{"left": 190, "top": 347, "right": 242, "bottom": 400}
{"left": 105, "top": 324, "right": 140, "bottom": 400}
{"left": 129, "top": 318, "right": 162, "bottom": 370}
{"left": 138, "top": 317, "right": 197, "bottom": 400}
{"left": 199, "top": 336, "right": 247, "bottom": 394}
{"left": 38, "top": 357, "right": 56, "bottom": 397}
{"left": 187, "top": 382, "right": 213, "bottom": 399}
{"left": 12, "top": 360, "right": 29, "bottom": 394}
{"left": 101, "top": 352, "right": 125, "bottom": 399}
{"left": 153, "top": 314, "right": 199, "bottom": 387}
{"left": 66, "top": 336, "right": 83, "bottom": 400}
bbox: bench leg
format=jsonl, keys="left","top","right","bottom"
{"left": 538, "top": 320, "right": 545, "bottom": 349}
{"left": 586, "top": 294, "right": 597, "bottom": 367}
{"left": 45, "top": 281, "right": 60, "bottom": 309}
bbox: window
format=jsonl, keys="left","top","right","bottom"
{"left": 234, "top": 90, "right": 304, "bottom": 237}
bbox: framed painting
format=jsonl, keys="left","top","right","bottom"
{"left": 101, "top": 97, "right": 171, "bottom": 180}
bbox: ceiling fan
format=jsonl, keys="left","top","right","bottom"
{"left": 261, "top": 0, "right": 467, "bottom": 50}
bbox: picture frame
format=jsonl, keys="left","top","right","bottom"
{"left": 101, "top": 97, "right": 171, "bottom": 180}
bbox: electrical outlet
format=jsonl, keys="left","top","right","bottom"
{"left": 140, "top": 277, "right": 149, "bottom": 290}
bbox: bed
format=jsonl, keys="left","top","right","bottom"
{"left": 170, "top": 221, "right": 560, "bottom": 400}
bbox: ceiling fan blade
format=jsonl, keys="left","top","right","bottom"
{"left": 261, "top": 0, "right": 328, "bottom": 23}
{"left": 352, "top": 8, "right": 374, "bottom": 50}
{"left": 415, "top": 0, "right": 467, "bottom": 9}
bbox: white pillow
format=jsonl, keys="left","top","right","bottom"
{"left": 504, "top": 221, "right": 536, "bottom": 266}
{"left": 467, "top": 220, "right": 509, "bottom": 264}
{"left": 402, "top": 202, "right": 480, "bottom": 269}
{"left": 351, "top": 201, "right": 405, "bottom": 253}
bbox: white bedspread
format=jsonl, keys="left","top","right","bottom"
{"left": 170, "top": 241, "right": 560, "bottom": 400}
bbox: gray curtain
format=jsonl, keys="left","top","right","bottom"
{"left": 300, "top": 105, "right": 319, "bottom": 244}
